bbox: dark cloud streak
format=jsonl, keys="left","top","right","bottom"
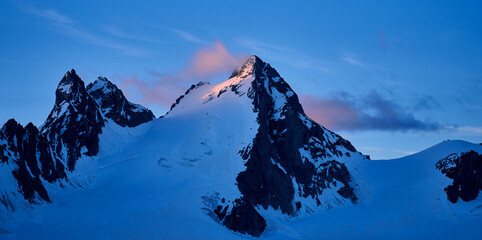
{"left": 300, "top": 91, "right": 441, "bottom": 132}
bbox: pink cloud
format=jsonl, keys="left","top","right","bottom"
{"left": 181, "top": 40, "right": 247, "bottom": 79}
{"left": 119, "top": 76, "right": 181, "bottom": 107}
{"left": 300, "top": 92, "right": 440, "bottom": 132}
{"left": 119, "top": 41, "right": 247, "bottom": 113}
{"left": 300, "top": 94, "right": 358, "bottom": 130}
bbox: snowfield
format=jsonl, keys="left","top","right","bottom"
{"left": 4, "top": 115, "right": 482, "bottom": 240}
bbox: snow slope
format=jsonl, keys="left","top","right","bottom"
{"left": 2, "top": 69, "right": 261, "bottom": 238}
{"left": 5, "top": 89, "right": 259, "bottom": 239}
{"left": 5, "top": 133, "right": 481, "bottom": 240}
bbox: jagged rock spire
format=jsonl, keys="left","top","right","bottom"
{"left": 42, "top": 69, "right": 104, "bottom": 171}
{"left": 87, "top": 77, "right": 155, "bottom": 127}
{"left": 55, "top": 69, "right": 88, "bottom": 106}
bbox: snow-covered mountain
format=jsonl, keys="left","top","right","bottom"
{"left": 0, "top": 56, "right": 481, "bottom": 239}
{"left": 0, "top": 70, "right": 155, "bottom": 221}
{"left": 163, "top": 56, "right": 366, "bottom": 235}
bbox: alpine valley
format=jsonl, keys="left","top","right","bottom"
{"left": 1, "top": 56, "right": 481, "bottom": 239}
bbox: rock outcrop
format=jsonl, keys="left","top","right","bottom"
{"left": 436, "top": 151, "right": 482, "bottom": 203}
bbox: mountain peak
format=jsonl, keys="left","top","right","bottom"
{"left": 86, "top": 77, "right": 155, "bottom": 127}
{"left": 229, "top": 55, "right": 265, "bottom": 79}
{"left": 62, "top": 69, "right": 80, "bottom": 81}
{"left": 88, "top": 76, "right": 115, "bottom": 93}
{"left": 56, "top": 69, "right": 86, "bottom": 105}
{"left": 96, "top": 76, "right": 109, "bottom": 83}
{"left": 42, "top": 70, "right": 105, "bottom": 170}
{"left": 64, "top": 69, "right": 77, "bottom": 77}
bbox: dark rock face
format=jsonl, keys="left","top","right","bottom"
{"left": 436, "top": 151, "right": 482, "bottom": 203}
{"left": 212, "top": 56, "right": 365, "bottom": 236}
{"left": 0, "top": 119, "right": 66, "bottom": 203}
{"left": 41, "top": 69, "right": 105, "bottom": 171}
{"left": 214, "top": 197, "right": 267, "bottom": 237}
{"left": 87, "top": 77, "right": 155, "bottom": 127}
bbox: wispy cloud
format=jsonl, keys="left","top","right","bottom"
{"left": 236, "top": 39, "right": 332, "bottom": 72}
{"left": 119, "top": 75, "right": 183, "bottom": 107}
{"left": 411, "top": 94, "right": 441, "bottom": 111}
{"left": 102, "top": 25, "right": 165, "bottom": 44}
{"left": 24, "top": 5, "right": 73, "bottom": 25}
{"left": 300, "top": 91, "right": 441, "bottom": 132}
{"left": 120, "top": 41, "right": 247, "bottom": 111}
{"left": 341, "top": 55, "right": 369, "bottom": 67}
{"left": 20, "top": 4, "right": 151, "bottom": 57}
{"left": 456, "top": 126, "right": 482, "bottom": 135}
{"left": 157, "top": 26, "right": 207, "bottom": 44}
{"left": 59, "top": 25, "right": 151, "bottom": 57}
{"left": 236, "top": 39, "right": 296, "bottom": 56}
{"left": 445, "top": 126, "right": 482, "bottom": 136}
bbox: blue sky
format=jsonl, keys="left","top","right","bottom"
{"left": 0, "top": 0, "right": 481, "bottom": 159}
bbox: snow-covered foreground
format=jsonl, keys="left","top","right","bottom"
{"left": 4, "top": 107, "right": 481, "bottom": 240}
